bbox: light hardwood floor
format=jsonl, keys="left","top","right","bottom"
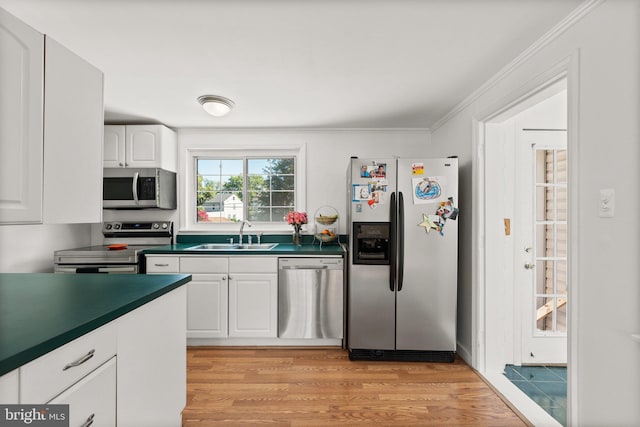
{"left": 183, "top": 347, "right": 527, "bottom": 426}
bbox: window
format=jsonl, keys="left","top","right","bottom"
{"left": 534, "top": 148, "right": 567, "bottom": 334}
{"left": 196, "top": 157, "right": 296, "bottom": 224}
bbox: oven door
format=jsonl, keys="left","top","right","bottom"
{"left": 103, "top": 168, "right": 159, "bottom": 209}
{"left": 54, "top": 265, "right": 139, "bottom": 274}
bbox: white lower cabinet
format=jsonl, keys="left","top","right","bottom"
{"left": 0, "top": 369, "right": 19, "bottom": 404}
{"left": 228, "top": 273, "right": 278, "bottom": 337}
{"left": 228, "top": 257, "right": 278, "bottom": 338}
{"left": 11, "top": 286, "right": 186, "bottom": 426}
{"left": 188, "top": 274, "right": 229, "bottom": 338}
{"left": 20, "top": 323, "right": 117, "bottom": 404}
{"left": 49, "top": 357, "right": 116, "bottom": 427}
{"left": 116, "top": 286, "right": 186, "bottom": 427}
{"left": 147, "top": 255, "right": 278, "bottom": 339}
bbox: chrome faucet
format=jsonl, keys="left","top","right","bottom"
{"left": 239, "top": 220, "right": 252, "bottom": 244}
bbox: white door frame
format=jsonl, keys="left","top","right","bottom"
{"left": 472, "top": 52, "right": 580, "bottom": 426}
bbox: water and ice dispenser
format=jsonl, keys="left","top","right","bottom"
{"left": 352, "top": 222, "right": 390, "bottom": 265}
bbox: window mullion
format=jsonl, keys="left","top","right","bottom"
{"left": 243, "top": 157, "right": 248, "bottom": 221}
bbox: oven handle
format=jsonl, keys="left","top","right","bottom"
{"left": 55, "top": 266, "right": 138, "bottom": 274}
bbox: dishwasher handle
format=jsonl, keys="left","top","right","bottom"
{"left": 281, "top": 265, "right": 329, "bottom": 270}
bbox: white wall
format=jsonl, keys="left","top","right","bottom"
{"left": 431, "top": 0, "right": 640, "bottom": 424}
{"left": 0, "top": 224, "right": 92, "bottom": 272}
{"left": 178, "top": 129, "right": 432, "bottom": 235}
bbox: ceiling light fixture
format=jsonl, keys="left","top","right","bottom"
{"left": 197, "top": 95, "right": 235, "bottom": 117}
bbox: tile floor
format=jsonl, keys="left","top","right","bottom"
{"left": 504, "top": 364, "right": 567, "bottom": 426}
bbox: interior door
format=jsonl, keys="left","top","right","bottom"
{"left": 516, "top": 130, "right": 568, "bottom": 364}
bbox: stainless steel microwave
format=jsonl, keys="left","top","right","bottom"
{"left": 103, "top": 168, "right": 176, "bottom": 209}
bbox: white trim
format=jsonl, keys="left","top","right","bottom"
{"left": 178, "top": 127, "right": 430, "bottom": 133}
{"left": 180, "top": 145, "right": 306, "bottom": 233}
{"left": 481, "top": 371, "right": 562, "bottom": 427}
{"left": 431, "top": 0, "right": 602, "bottom": 131}
{"left": 565, "top": 49, "right": 580, "bottom": 427}
{"left": 471, "top": 116, "right": 486, "bottom": 372}
{"left": 456, "top": 340, "right": 472, "bottom": 366}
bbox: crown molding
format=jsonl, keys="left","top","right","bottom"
{"left": 178, "top": 127, "right": 431, "bottom": 133}
{"left": 430, "top": 0, "right": 603, "bottom": 132}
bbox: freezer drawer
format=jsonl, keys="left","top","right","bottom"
{"left": 278, "top": 258, "right": 344, "bottom": 339}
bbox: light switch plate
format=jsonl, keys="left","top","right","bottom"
{"left": 599, "top": 188, "right": 615, "bottom": 218}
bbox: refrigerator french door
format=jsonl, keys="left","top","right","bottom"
{"left": 348, "top": 157, "right": 458, "bottom": 362}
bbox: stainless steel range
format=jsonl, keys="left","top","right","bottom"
{"left": 54, "top": 221, "right": 173, "bottom": 274}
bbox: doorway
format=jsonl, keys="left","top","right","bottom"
{"left": 474, "top": 69, "right": 576, "bottom": 426}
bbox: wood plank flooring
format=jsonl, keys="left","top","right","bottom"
{"left": 183, "top": 347, "right": 526, "bottom": 426}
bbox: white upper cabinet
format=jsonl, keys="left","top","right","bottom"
{"left": 0, "top": 7, "right": 44, "bottom": 224}
{"left": 43, "top": 36, "right": 103, "bottom": 224}
{"left": 104, "top": 124, "right": 177, "bottom": 172}
{"left": 104, "top": 125, "right": 125, "bottom": 167}
{"left": 0, "top": 8, "right": 103, "bottom": 224}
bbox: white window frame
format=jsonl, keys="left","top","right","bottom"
{"left": 181, "top": 146, "right": 306, "bottom": 233}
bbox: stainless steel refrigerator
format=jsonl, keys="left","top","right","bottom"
{"left": 347, "top": 157, "right": 459, "bottom": 362}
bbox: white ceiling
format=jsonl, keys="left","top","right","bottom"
{"left": 0, "top": 0, "right": 584, "bottom": 129}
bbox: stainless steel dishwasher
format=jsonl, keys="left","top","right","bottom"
{"left": 278, "top": 258, "right": 344, "bottom": 339}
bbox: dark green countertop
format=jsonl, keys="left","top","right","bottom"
{"left": 143, "top": 242, "right": 346, "bottom": 256}
{"left": 0, "top": 273, "right": 191, "bottom": 376}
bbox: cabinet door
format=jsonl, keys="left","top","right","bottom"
{"left": 126, "top": 125, "right": 162, "bottom": 168}
{"left": 117, "top": 286, "right": 186, "bottom": 426}
{"left": 187, "top": 274, "right": 228, "bottom": 338}
{"left": 49, "top": 357, "right": 116, "bottom": 427}
{"left": 43, "top": 36, "right": 103, "bottom": 224}
{"left": 0, "top": 369, "right": 19, "bottom": 404}
{"left": 104, "top": 125, "right": 125, "bottom": 167}
{"left": 228, "top": 274, "right": 278, "bottom": 338}
{"left": 0, "top": 8, "right": 44, "bottom": 224}
{"left": 125, "top": 125, "right": 177, "bottom": 171}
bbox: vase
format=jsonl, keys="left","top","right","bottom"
{"left": 292, "top": 227, "right": 302, "bottom": 245}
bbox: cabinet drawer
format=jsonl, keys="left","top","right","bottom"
{"left": 20, "top": 323, "right": 116, "bottom": 404}
{"left": 49, "top": 357, "right": 116, "bottom": 427}
{"left": 180, "top": 256, "right": 227, "bottom": 273}
{"left": 229, "top": 257, "right": 277, "bottom": 273}
{"left": 146, "top": 256, "right": 179, "bottom": 273}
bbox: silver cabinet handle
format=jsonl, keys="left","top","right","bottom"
{"left": 154, "top": 263, "right": 169, "bottom": 267}
{"left": 80, "top": 413, "right": 95, "bottom": 427}
{"left": 62, "top": 349, "right": 95, "bottom": 371}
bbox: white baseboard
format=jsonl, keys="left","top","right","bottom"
{"left": 456, "top": 340, "right": 472, "bottom": 366}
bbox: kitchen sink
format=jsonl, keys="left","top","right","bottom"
{"left": 236, "top": 243, "right": 279, "bottom": 250}
{"left": 187, "top": 243, "right": 240, "bottom": 250}
{"left": 186, "top": 243, "right": 278, "bottom": 251}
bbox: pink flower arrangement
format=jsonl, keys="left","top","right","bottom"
{"left": 286, "top": 211, "right": 307, "bottom": 231}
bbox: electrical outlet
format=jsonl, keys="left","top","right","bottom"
{"left": 599, "top": 189, "right": 615, "bottom": 218}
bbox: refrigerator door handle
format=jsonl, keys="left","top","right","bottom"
{"left": 389, "top": 191, "right": 396, "bottom": 292}
{"left": 398, "top": 191, "right": 405, "bottom": 291}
